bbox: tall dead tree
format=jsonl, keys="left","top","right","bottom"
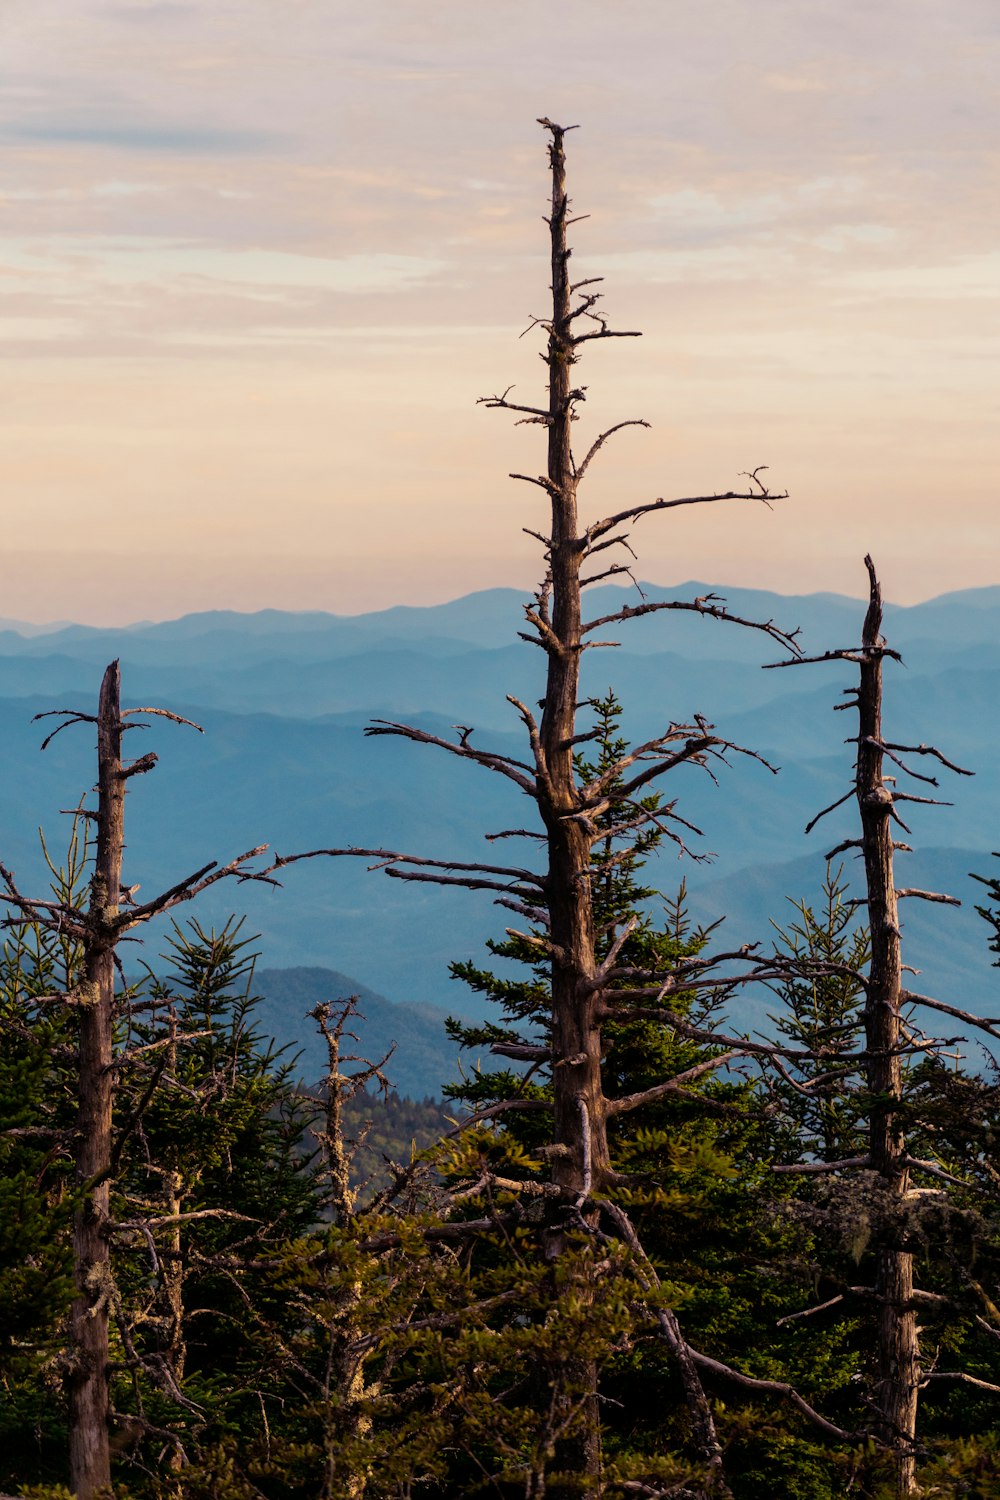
{"left": 285, "top": 119, "right": 797, "bottom": 1199}
{"left": 1, "top": 662, "right": 280, "bottom": 1500}
{"left": 763, "top": 556, "right": 998, "bottom": 1495}
{"left": 855, "top": 560, "right": 920, "bottom": 1489}
{"left": 275, "top": 119, "right": 815, "bottom": 1493}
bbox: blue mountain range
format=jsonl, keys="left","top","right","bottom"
{"left": 1, "top": 580, "right": 996, "bottom": 1095}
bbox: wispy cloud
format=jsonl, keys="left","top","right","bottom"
{"left": 3, "top": 120, "right": 287, "bottom": 154}
{"left": 4, "top": 235, "right": 449, "bottom": 294}
{"left": 1, "top": 0, "right": 999, "bottom": 620}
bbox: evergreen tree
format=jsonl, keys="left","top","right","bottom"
{"left": 108, "top": 917, "right": 321, "bottom": 1484}
{"left": 0, "top": 830, "right": 87, "bottom": 1489}
{"left": 767, "top": 864, "right": 869, "bottom": 1164}
{"left": 445, "top": 692, "right": 716, "bottom": 1131}
{"left": 0, "top": 904, "right": 326, "bottom": 1498}
{"left": 437, "top": 696, "right": 856, "bottom": 1498}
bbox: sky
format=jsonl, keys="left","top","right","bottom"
{"left": 2, "top": 0, "right": 999, "bottom": 623}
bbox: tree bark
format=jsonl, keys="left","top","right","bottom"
{"left": 855, "top": 561, "right": 918, "bottom": 1497}
{"left": 67, "top": 661, "right": 125, "bottom": 1499}
{"left": 539, "top": 121, "right": 609, "bottom": 1213}
{"left": 534, "top": 122, "right": 606, "bottom": 1497}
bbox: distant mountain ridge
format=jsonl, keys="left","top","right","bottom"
{"left": 253, "top": 967, "right": 458, "bottom": 1101}
{"left": 7, "top": 575, "right": 993, "bottom": 636}
{"left": 0, "top": 579, "right": 996, "bottom": 1070}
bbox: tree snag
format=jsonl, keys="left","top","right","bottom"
{"left": 288, "top": 118, "right": 798, "bottom": 1493}
{"left": 856, "top": 558, "right": 918, "bottom": 1495}
{"left": 768, "top": 555, "right": 977, "bottom": 1494}
{"left": 66, "top": 662, "right": 123, "bottom": 1500}
{"left": 0, "top": 663, "right": 294, "bottom": 1497}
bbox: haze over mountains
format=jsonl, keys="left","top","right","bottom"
{"left": 2, "top": 579, "right": 998, "bottom": 1092}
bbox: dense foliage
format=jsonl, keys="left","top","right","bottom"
{"left": 3, "top": 703, "right": 1000, "bottom": 1498}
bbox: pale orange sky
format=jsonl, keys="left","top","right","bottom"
{"left": 2, "top": 0, "right": 998, "bottom": 623}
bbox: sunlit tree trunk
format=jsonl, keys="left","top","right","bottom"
{"left": 67, "top": 662, "right": 124, "bottom": 1499}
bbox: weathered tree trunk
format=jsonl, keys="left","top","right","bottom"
{"left": 535, "top": 121, "right": 606, "bottom": 1496}
{"left": 67, "top": 661, "right": 124, "bottom": 1499}
{"left": 540, "top": 121, "right": 609, "bottom": 1213}
{"left": 3, "top": 663, "right": 285, "bottom": 1493}
{"left": 347, "top": 118, "right": 795, "bottom": 1494}
{"left": 855, "top": 560, "right": 918, "bottom": 1497}
{"left": 312, "top": 1001, "right": 376, "bottom": 1500}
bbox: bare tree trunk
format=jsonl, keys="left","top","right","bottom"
{"left": 1, "top": 662, "right": 297, "bottom": 1493}
{"left": 338, "top": 119, "right": 796, "bottom": 1494}
{"left": 67, "top": 662, "right": 124, "bottom": 1499}
{"left": 311, "top": 1000, "right": 382, "bottom": 1500}
{"left": 855, "top": 560, "right": 918, "bottom": 1497}
{"left": 535, "top": 121, "right": 606, "bottom": 1497}
{"left": 539, "top": 121, "right": 609, "bottom": 1214}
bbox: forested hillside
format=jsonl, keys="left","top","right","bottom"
{"left": 3, "top": 121, "right": 1000, "bottom": 1500}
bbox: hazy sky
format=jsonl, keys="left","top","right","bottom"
{"left": 2, "top": 0, "right": 998, "bottom": 622}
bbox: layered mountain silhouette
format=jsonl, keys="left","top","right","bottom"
{"left": 1, "top": 580, "right": 997, "bottom": 1096}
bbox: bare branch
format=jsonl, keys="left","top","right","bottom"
{"left": 900, "top": 990, "right": 1000, "bottom": 1043}
{"left": 494, "top": 895, "right": 549, "bottom": 923}
{"left": 606, "top": 1050, "right": 746, "bottom": 1117}
{"left": 805, "top": 788, "right": 855, "bottom": 835}
{"left": 478, "top": 388, "right": 552, "bottom": 422}
{"left": 921, "top": 1371, "right": 1000, "bottom": 1395}
{"left": 892, "top": 794, "right": 953, "bottom": 808}
{"left": 386, "top": 868, "right": 542, "bottom": 902}
{"left": 510, "top": 471, "right": 558, "bottom": 495}
{"left": 825, "top": 838, "right": 863, "bottom": 860}
{"left": 582, "top": 593, "right": 800, "bottom": 656}
{"left": 583, "top": 489, "right": 787, "bottom": 550}
{"left": 117, "top": 847, "right": 270, "bottom": 929}
{"left": 571, "top": 327, "right": 643, "bottom": 346}
{"left": 575, "top": 420, "right": 650, "bottom": 480}
{"left": 763, "top": 650, "right": 878, "bottom": 671}
{"left": 32, "top": 711, "right": 98, "bottom": 751}
{"left": 593, "top": 916, "right": 639, "bottom": 984}
{"left": 895, "top": 889, "right": 961, "bottom": 906}
{"left": 122, "top": 707, "right": 204, "bottom": 733}
{"left": 902, "top": 1156, "right": 968, "bottom": 1187}
{"left": 485, "top": 827, "right": 545, "bottom": 844}
{"left": 267, "top": 846, "right": 543, "bottom": 889}
{"left": 860, "top": 737, "right": 942, "bottom": 787}
{"left": 776, "top": 1293, "right": 849, "bottom": 1326}
{"left": 882, "top": 740, "right": 973, "bottom": 778}
{"left": 364, "top": 718, "right": 537, "bottom": 794}
{"left": 684, "top": 1346, "right": 858, "bottom": 1442}
{"left": 490, "top": 1042, "right": 551, "bottom": 1062}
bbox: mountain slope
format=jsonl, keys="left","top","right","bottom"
{"left": 253, "top": 967, "right": 458, "bottom": 1100}
{"left": 0, "top": 580, "right": 996, "bottom": 1036}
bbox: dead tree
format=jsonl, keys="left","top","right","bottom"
{"left": 277, "top": 119, "right": 798, "bottom": 1203}
{"left": 0, "top": 662, "right": 281, "bottom": 1500}
{"left": 763, "top": 556, "right": 995, "bottom": 1495}
{"left": 308, "top": 998, "right": 392, "bottom": 1500}
{"left": 855, "top": 562, "right": 921, "bottom": 1489}
{"left": 271, "top": 120, "right": 811, "bottom": 1494}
